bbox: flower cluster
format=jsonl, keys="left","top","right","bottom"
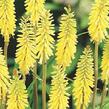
{"left": 48, "top": 66, "right": 69, "bottom": 109}
{"left": 0, "top": 0, "right": 16, "bottom": 42}
{"left": 56, "top": 7, "right": 77, "bottom": 68}
{"left": 36, "top": 10, "right": 55, "bottom": 64}
{"left": 88, "top": 0, "right": 109, "bottom": 43}
{"left": 16, "top": 16, "right": 36, "bottom": 74}
{"left": 101, "top": 38, "right": 109, "bottom": 84}
{"left": 73, "top": 46, "right": 94, "bottom": 109}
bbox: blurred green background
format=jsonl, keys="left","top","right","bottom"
{"left": 0, "top": 0, "right": 109, "bottom": 108}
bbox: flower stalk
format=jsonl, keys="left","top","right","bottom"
{"left": 100, "top": 81, "right": 106, "bottom": 109}
{"left": 92, "top": 42, "right": 98, "bottom": 109}
{"left": 4, "top": 42, "right": 9, "bottom": 63}
{"left": 0, "top": 88, "right": 4, "bottom": 109}
{"left": 33, "top": 22, "right": 39, "bottom": 109}
{"left": 4, "top": 42, "right": 9, "bottom": 109}
{"left": 35, "top": 9, "right": 55, "bottom": 109}
{"left": 42, "top": 51, "right": 47, "bottom": 109}
{"left": 33, "top": 61, "right": 38, "bottom": 109}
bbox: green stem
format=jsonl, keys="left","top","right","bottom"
{"left": 33, "top": 62, "right": 38, "bottom": 109}
{"left": 108, "top": 84, "right": 109, "bottom": 96}
{"left": 0, "top": 88, "right": 3, "bottom": 108}
{"left": 92, "top": 42, "right": 98, "bottom": 109}
{"left": 33, "top": 23, "right": 38, "bottom": 109}
{"left": 0, "top": 103, "right": 3, "bottom": 109}
{"left": 42, "top": 54, "right": 47, "bottom": 109}
{"left": 100, "top": 81, "right": 106, "bottom": 109}
{"left": 4, "top": 42, "right": 9, "bottom": 62}
{"left": 33, "top": 22, "right": 39, "bottom": 109}
{"left": 4, "top": 42, "right": 9, "bottom": 109}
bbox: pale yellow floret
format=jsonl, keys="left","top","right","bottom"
{"left": 16, "top": 16, "right": 37, "bottom": 74}
{"left": 73, "top": 46, "right": 94, "bottom": 109}
{"left": 101, "top": 38, "right": 109, "bottom": 84}
{"left": 88, "top": 0, "right": 109, "bottom": 43}
{"left": 0, "top": 0, "right": 16, "bottom": 42}
{"left": 25, "top": 0, "right": 45, "bottom": 24}
{"left": 56, "top": 7, "right": 77, "bottom": 68}
{"left": 48, "top": 66, "right": 70, "bottom": 109}
{"left": 7, "top": 77, "right": 28, "bottom": 109}
{"left": 36, "top": 9, "right": 55, "bottom": 64}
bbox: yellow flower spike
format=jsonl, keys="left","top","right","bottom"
{"left": 25, "top": 0, "right": 45, "bottom": 24}
{"left": 7, "top": 75, "right": 28, "bottom": 109}
{"left": 0, "top": 0, "right": 16, "bottom": 42}
{"left": 73, "top": 46, "right": 94, "bottom": 109}
{"left": 88, "top": 0, "right": 109, "bottom": 43}
{"left": 48, "top": 66, "right": 70, "bottom": 109}
{"left": 16, "top": 16, "right": 37, "bottom": 75}
{"left": 36, "top": 9, "right": 55, "bottom": 64}
{"left": 101, "top": 38, "right": 109, "bottom": 84}
{"left": 0, "top": 48, "right": 10, "bottom": 99}
{"left": 56, "top": 7, "right": 77, "bottom": 68}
